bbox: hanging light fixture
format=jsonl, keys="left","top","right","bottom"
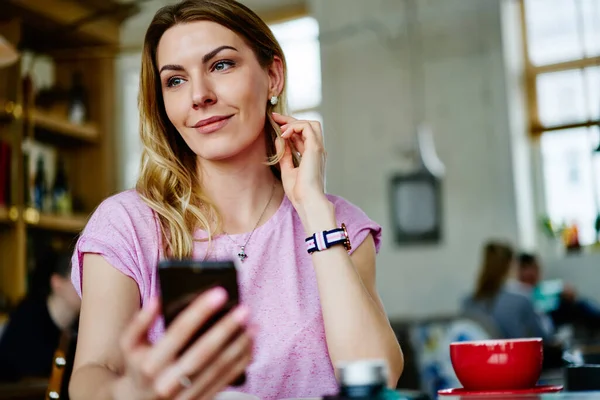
{"left": 406, "top": 0, "right": 445, "bottom": 178}
{"left": 388, "top": 0, "right": 444, "bottom": 246}
{"left": 0, "top": 34, "right": 19, "bottom": 68}
{"left": 594, "top": 102, "right": 600, "bottom": 153}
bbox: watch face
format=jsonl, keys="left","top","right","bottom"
{"left": 341, "top": 223, "right": 352, "bottom": 251}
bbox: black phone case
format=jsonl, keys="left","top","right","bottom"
{"left": 158, "top": 259, "right": 246, "bottom": 386}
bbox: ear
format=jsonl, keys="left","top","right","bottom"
{"left": 267, "top": 55, "right": 285, "bottom": 99}
{"left": 49, "top": 273, "right": 62, "bottom": 292}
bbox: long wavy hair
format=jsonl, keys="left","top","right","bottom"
{"left": 135, "top": 0, "right": 298, "bottom": 259}
{"left": 473, "top": 241, "right": 514, "bottom": 301}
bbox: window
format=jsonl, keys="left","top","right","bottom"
{"left": 522, "top": 0, "right": 600, "bottom": 245}
{"left": 269, "top": 16, "right": 323, "bottom": 127}
{"left": 117, "top": 53, "right": 143, "bottom": 190}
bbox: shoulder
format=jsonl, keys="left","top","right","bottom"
{"left": 325, "top": 194, "right": 383, "bottom": 254}
{"left": 503, "top": 283, "right": 533, "bottom": 302}
{"left": 326, "top": 194, "right": 369, "bottom": 219}
{"left": 72, "top": 190, "right": 161, "bottom": 297}
{"left": 81, "top": 190, "right": 158, "bottom": 240}
{"left": 86, "top": 189, "right": 154, "bottom": 226}
{"left": 461, "top": 294, "right": 476, "bottom": 309}
{"left": 497, "top": 287, "right": 532, "bottom": 308}
{"left": 80, "top": 188, "right": 162, "bottom": 252}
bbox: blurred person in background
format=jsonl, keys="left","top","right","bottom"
{"left": 0, "top": 250, "right": 80, "bottom": 381}
{"left": 518, "top": 253, "right": 600, "bottom": 334}
{"left": 462, "top": 241, "right": 554, "bottom": 342}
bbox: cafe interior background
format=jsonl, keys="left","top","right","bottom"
{"left": 0, "top": 0, "right": 599, "bottom": 398}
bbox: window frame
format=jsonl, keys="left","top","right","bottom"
{"left": 267, "top": 13, "right": 322, "bottom": 121}
{"left": 520, "top": 0, "right": 600, "bottom": 136}
{"left": 520, "top": 0, "right": 600, "bottom": 247}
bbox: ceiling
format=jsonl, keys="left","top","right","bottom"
{"left": 118, "top": 0, "right": 305, "bottom": 48}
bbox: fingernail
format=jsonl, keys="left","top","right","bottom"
{"left": 272, "top": 111, "right": 280, "bottom": 115}
{"left": 209, "top": 287, "right": 228, "bottom": 305}
{"left": 232, "top": 305, "right": 250, "bottom": 323}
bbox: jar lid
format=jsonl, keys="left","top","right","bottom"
{"left": 336, "top": 359, "right": 388, "bottom": 387}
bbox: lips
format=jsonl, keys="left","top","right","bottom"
{"left": 193, "top": 115, "right": 232, "bottom": 128}
{"left": 191, "top": 115, "right": 233, "bottom": 134}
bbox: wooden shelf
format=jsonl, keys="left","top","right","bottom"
{"left": 5, "top": 0, "right": 140, "bottom": 52}
{"left": 33, "top": 109, "right": 99, "bottom": 143}
{"left": 27, "top": 212, "right": 88, "bottom": 234}
{"left": 0, "top": 100, "right": 22, "bottom": 122}
{"left": 0, "top": 14, "right": 119, "bottom": 306}
{"left": 0, "top": 206, "right": 9, "bottom": 224}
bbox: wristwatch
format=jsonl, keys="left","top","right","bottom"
{"left": 305, "top": 223, "right": 352, "bottom": 254}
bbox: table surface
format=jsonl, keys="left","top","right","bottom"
{"left": 282, "top": 391, "right": 600, "bottom": 400}
{"left": 0, "top": 379, "right": 47, "bottom": 400}
{"left": 438, "top": 393, "right": 600, "bottom": 400}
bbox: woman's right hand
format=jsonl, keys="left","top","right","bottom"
{"left": 113, "top": 287, "right": 253, "bottom": 400}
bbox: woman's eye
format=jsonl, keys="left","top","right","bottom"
{"left": 167, "top": 77, "right": 184, "bottom": 87}
{"left": 213, "top": 60, "right": 234, "bottom": 72}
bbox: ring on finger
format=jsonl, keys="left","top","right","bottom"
{"left": 178, "top": 374, "right": 192, "bottom": 389}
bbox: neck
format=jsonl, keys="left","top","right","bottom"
{"left": 47, "top": 293, "right": 77, "bottom": 331}
{"left": 197, "top": 137, "right": 284, "bottom": 234}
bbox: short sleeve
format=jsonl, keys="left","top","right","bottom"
{"left": 71, "top": 190, "right": 162, "bottom": 302}
{"left": 327, "top": 195, "right": 382, "bottom": 255}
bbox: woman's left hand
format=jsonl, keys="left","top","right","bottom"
{"left": 272, "top": 112, "right": 330, "bottom": 223}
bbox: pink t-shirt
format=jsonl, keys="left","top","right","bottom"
{"left": 71, "top": 189, "right": 382, "bottom": 400}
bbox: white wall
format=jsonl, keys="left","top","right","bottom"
{"left": 309, "top": 0, "right": 521, "bottom": 319}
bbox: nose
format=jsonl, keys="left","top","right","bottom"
{"left": 191, "top": 77, "right": 216, "bottom": 109}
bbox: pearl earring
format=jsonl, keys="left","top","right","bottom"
{"left": 270, "top": 96, "right": 278, "bottom": 106}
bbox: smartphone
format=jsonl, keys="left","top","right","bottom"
{"left": 158, "top": 259, "right": 246, "bottom": 386}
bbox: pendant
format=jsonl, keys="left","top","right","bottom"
{"left": 237, "top": 246, "right": 248, "bottom": 262}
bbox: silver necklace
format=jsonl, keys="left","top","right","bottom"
{"left": 224, "top": 182, "right": 276, "bottom": 262}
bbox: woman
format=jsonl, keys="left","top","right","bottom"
{"left": 462, "top": 241, "right": 553, "bottom": 342}
{"left": 68, "top": 1, "right": 403, "bottom": 399}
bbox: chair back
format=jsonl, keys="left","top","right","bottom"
{"left": 45, "top": 327, "right": 77, "bottom": 400}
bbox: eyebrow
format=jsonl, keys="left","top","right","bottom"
{"left": 158, "top": 45, "right": 238, "bottom": 74}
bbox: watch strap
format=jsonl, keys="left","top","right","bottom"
{"left": 305, "top": 223, "right": 351, "bottom": 254}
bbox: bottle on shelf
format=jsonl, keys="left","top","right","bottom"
{"left": 68, "top": 71, "right": 88, "bottom": 125}
{"left": 563, "top": 222, "right": 581, "bottom": 253}
{"left": 33, "top": 155, "right": 49, "bottom": 212}
{"left": 52, "top": 157, "right": 72, "bottom": 215}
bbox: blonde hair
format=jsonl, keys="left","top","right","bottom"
{"left": 135, "top": 0, "right": 298, "bottom": 258}
{"left": 473, "top": 241, "right": 514, "bottom": 301}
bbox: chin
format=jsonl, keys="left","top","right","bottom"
{"left": 189, "top": 132, "right": 264, "bottom": 163}
{"left": 193, "top": 143, "right": 249, "bottom": 162}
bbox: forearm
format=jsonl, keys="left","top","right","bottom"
{"left": 69, "top": 364, "right": 124, "bottom": 400}
{"left": 301, "top": 199, "right": 403, "bottom": 386}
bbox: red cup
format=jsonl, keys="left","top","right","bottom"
{"left": 450, "top": 338, "right": 543, "bottom": 391}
